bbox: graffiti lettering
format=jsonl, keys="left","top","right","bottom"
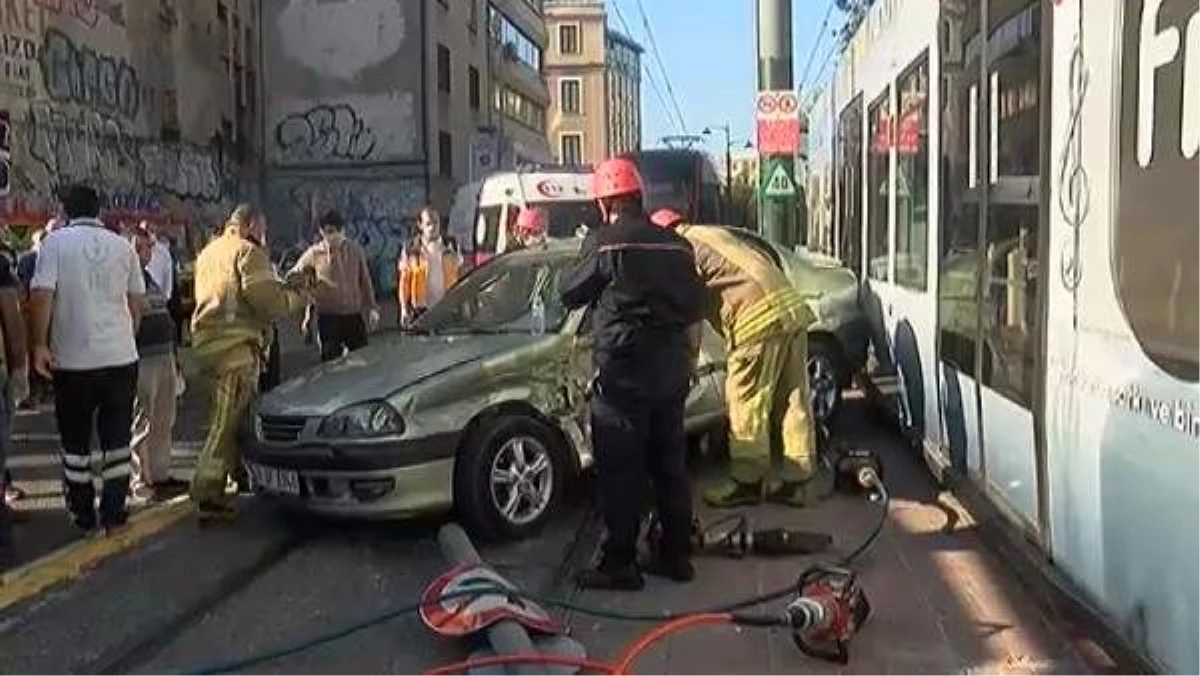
{"left": 0, "top": 0, "right": 42, "bottom": 33}
{"left": 25, "top": 103, "right": 224, "bottom": 202}
{"left": 33, "top": 0, "right": 124, "bottom": 28}
{"left": 39, "top": 28, "right": 140, "bottom": 119}
{"left": 275, "top": 104, "right": 377, "bottom": 162}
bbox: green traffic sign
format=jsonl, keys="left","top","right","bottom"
{"left": 760, "top": 161, "right": 796, "bottom": 199}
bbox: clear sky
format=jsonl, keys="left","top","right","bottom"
{"left": 607, "top": 0, "right": 842, "bottom": 157}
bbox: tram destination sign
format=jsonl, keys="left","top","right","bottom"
{"left": 756, "top": 90, "right": 805, "bottom": 156}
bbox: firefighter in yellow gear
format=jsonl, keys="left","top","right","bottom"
{"left": 651, "top": 208, "right": 818, "bottom": 508}
{"left": 189, "top": 205, "right": 311, "bottom": 521}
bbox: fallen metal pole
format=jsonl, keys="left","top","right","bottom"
{"left": 437, "top": 523, "right": 546, "bottom": 675}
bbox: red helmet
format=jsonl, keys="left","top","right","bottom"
{"left": 515, "top": 207, "right": 547, "bottom": 236}
{"left": 650, "top": 208, "right": 685, "bottom": 229}
{"left": 590, "top": 157, "right": 644, "bottom": 200}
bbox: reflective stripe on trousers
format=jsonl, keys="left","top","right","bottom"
{"left": 189, "top": 360, "right": 259, "bottom": 506}
{"left": 723, "top": 330, "right": 816, "bottom": 484}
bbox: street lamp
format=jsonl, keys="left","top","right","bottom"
{"left": 702, "top": 124, "right": 733, "bottom": 200}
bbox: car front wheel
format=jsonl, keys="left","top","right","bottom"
{"left": 808, "top": 338, "right": 844, "bottom": 425}
{"left": 454, "top": 415, "right": 565, "bottom": 541}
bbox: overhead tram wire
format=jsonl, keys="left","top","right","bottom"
{"left": 611, "top": 0, "right": 684, "bottom": 135}
{"left": 797, "top": 0, "right": 837, "bottom": 94}
{"left": 630, "top": 0, "right": 689, "bottom": 133}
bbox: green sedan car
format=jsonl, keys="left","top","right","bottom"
{"left": 241, "top": 229, "right": 866, "bottom": 539}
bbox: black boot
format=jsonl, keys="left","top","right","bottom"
{"left": 643, "top": 554, "right": 695, "bottom": 583}
{"left": 577, "top": 558, "right": 644, "bottom": 591}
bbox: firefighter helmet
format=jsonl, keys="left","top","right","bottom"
{"left": 650, "top": 208, "right": 686, "bottom": 229}
{"left": 590, "top": 157, "right": 644, "bottom": 200}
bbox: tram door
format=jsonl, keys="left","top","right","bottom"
{"left": 935, "top": 0, "right": 1049, "bottom": 534}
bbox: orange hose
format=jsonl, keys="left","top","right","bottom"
{"left": 423, "top": 652, "right": 618, "bottom": 675}
{"left": 423, "top": 613, "right": 736, "bottom": 675}
{"left": 612, "top": 613, "right": 733, "bottom": 674}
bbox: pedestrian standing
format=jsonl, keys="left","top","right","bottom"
{"left": 0, "top": 236, "right": 30, "bottom": 554}
{"left": 128, "top": 226, "right": 185, "bottom": 504}
{"left": 189, "top": 205, "right": 310, "bottom": 523}
{"left": 290, "top": 210, "right": 380, "bottom": 361}
{"left": 397, "top": 206, "right": 462, "bottom": 327}
{"left": 28, "top": 185, "right": 145, "bottom": 534}
{"left": 560, "top": 157, "right": 706, "bottom": 590}
{"left": 16, "top": 222, "right": 59, "bottom": 409}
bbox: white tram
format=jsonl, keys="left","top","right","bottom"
{"left": 807, "top": 0, "right": 1198, "bottom": 671}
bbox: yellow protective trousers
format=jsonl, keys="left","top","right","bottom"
{"left": 189, "top": 346, "right": 259, "bottom": 506}
{"left": 724, "top": 329, "right": 816, "bottom": 485}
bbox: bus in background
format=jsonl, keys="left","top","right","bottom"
{"left": 618, "top": 149, "right": 727, "bottom": 225}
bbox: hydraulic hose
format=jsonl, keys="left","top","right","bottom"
{"left": 186, "top": 472, "right": 890, "bottom": 675}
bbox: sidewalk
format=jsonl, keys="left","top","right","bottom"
{"left": 561, "top": 396, "right": 1104, "bottom": 675}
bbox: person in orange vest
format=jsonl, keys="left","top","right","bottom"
{"left": 397, "top": 206, "right": 462, "bottom": 327}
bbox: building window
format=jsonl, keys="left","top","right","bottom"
{"left": 468, "top": 0, "right": 479, "bottom": 32}
{"left": 439, "top": 131, "right": 453, "bottom": 177}
{"left": 866, "top": 88, "right": 891, "bottom": 282}
{"left": 560, "top": 78, "right": 581, "bottom": 114}
{"left": 559, "top": 24, "right": 581, "bottom": 54}
{"left": 468, "top": 65, "right": 480, "bottom": 110}
{"left": 1115, "top": 0, "right": 1198, "bottom": 380}
{"left": 494, "top": 84, "right": 547, "bottom": 131}
{"left": 488, "top": 6, "right": 542, "bottom": 71}
{"left": 437, "top": 44, "right": 451, "bottom": 93}
{"left": 560, "top": 133, "right": 583, "bottom": 165}
{"left": 894, "top": 52, "right": 930, "bottom": 291}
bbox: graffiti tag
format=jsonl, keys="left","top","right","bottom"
{"left": 33, "top": 0, "right": 124, "bottom": 28}
{"left": 275, "top": 104, "right": 377, "bottom": 162}
{"left": 25, "top": 103, "right": 225, "bottom": 202}
{"left": 39, "top": 27, "right": 140, "bottom": 119}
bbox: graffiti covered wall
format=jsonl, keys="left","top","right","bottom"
{"left": 261, "top": 0, "right": 427, "bottom": 295}
{"left": 261, "top": 0, "right": 423, "bottom": 167}
{"left": 1, "top": 0, "right": 249, "bottom": 247}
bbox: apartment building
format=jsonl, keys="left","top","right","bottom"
{"left": 544, "top": 0, "right": 643, "bottom": 165}
{"left": 483, "top": 0, "right": 554, "bottom": 175}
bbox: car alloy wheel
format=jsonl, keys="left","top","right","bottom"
{"left": 808, "top": 349, "right": 841, "bottom": 424}
{"left": 488, "top": 435, "right": 555, "bottom": 527}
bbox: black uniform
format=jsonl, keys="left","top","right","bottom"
{"left": 560, "top": 213, "right": 705, "bottom": 575}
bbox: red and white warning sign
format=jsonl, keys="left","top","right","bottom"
{"left": 755, "top": 90, "right": 803, "bottom": 156}
{"left": 419, "top": 563, "right": 562, "bottom": 637}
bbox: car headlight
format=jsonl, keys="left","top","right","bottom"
{"left": 318, "top": 401, "right": 405, "bottom": 439}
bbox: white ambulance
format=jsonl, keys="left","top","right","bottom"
{"left": 447, "top": 165, "right": 601, "bottom": 268}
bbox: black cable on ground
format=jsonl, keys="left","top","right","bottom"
{"left": 185, "top": 481, "right": 890, "bottom": 675}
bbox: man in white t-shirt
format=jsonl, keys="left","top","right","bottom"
{"left": 141, "top": 220, "right": 174, "bottom": 301}
{"left": 29, "top": 185, "right": 146, "bottom": 534}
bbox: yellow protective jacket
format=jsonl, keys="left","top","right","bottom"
{"left": 676, "top": 224, "right": 813, "bottom": 349}
{"left": 191, "top": 228, "right": 307, "bottom": 369}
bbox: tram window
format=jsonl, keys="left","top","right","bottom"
{"left": 866, "top": 90, "right": 891, "bottom": 282}
{"left": 895, "top": 53, "right": 930, "bottom": 291}
{"left": 937, "top": 0, "right": 981, "bottom": 377}
{"left": 837, "top": 95, "right": 864, "bottom": 276}
{"left": 978, "top": 0, "right": 1042, "bottom": 406}
{"left": 1114, "top": 0, "right": 1198, "bottom": 382}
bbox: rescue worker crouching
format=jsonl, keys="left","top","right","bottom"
{"left": 189, "top": 205, "right": 313, "bottom": 523}
{"left": 560, "top": 159, "right": 706, "bottom": 590}
{"left": 397, "top": 206, "right": 462, "bottom": 328}
{"left": 650, "top": 208, "right": 820, "bottom": 509}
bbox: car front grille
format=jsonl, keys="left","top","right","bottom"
{"left": 259, "top": 415, "right": 308, "bottom": 443}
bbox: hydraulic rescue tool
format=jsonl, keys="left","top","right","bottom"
{"left": 643, "top": 513, "right": 833, "bottom": 558}
{"left": 785, "top": 564, "right": 873, "bottom": 664}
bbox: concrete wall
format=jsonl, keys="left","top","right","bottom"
{"left": 1, "top": 0, "right": 250, "bottom": 247}
{"left": 261, "top": 0, "right": 428, "bottom": 295}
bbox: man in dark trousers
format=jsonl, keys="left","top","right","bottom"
{"left": 560, "top": 157, "right": 706, "bottom": 590}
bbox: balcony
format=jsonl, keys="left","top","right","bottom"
{"left": 490, "top": 0, "right": 548, "bottom": 47}
{"left": 492, "top": 42, "right": 549, "bottom": 106}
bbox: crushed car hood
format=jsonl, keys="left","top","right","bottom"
{"left": 259, "top": 332, "right": 540, "bottom": 417}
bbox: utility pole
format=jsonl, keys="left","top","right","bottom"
{"left": 755, "top": 0, "right": 796, "bottom": 248}
{"left": 703, "top": 124, "right": 733, "bottom": 203}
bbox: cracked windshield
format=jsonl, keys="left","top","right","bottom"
{"left": 0, "top": 0, "right": 1194, "bottom": 674}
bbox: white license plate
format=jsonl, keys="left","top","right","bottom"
{"left": 246, "top": 463, "right": 300, "bottom": 496}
